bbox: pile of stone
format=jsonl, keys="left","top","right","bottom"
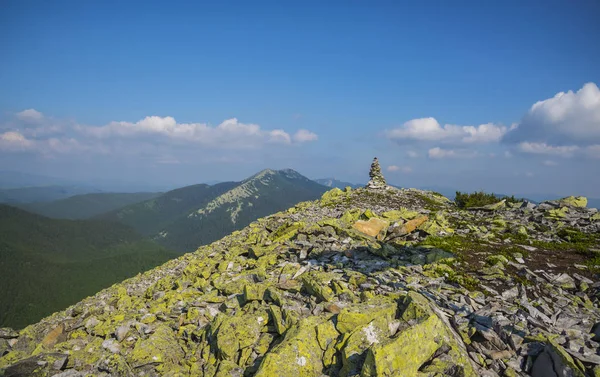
{"left": 1, "top": 178, "right": 599, "bottom": 376}
{"left": 366, "top": 157, "right": 387, "bottom": 189}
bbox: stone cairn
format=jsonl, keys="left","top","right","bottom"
{"left": 366, "top": 157, "right": 387, "bottom": 189}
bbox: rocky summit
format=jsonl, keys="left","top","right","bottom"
{"left": 1, "top": 184, "right": 600, "bottom": 376}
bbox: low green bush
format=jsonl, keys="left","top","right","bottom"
{"left": 455, "top": 191, "right": 521, "bottom": 208}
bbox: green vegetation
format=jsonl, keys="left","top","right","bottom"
{"left": 100, "top": 170, "right": 327, "bottom": 253}
{"left": 531, "top": 228, "right": 600, "bottom": 254}
{"left": 0, "top": 204, "right": 178, "bottom": 329}
{"left": 455, "top": 191, "right": 521, "bottom": 208}
{"left": 160, "top": 170, "right": 327, "bottom": 252}
{"left": 97, "top": 182, "right": 238, "bottom": 236}
{"left": 19, "top": 192, "right": 161, "bottom": 219}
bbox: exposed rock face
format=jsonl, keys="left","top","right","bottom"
{"left": 1, "top": 187, "right": 599, "bottom": 376}
{"left": 366, "top": 157, "right": 387, "bottom": 189}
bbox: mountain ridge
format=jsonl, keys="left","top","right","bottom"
{"left": 315, "top": 178, "right": 362, "bottom": 189}
{"left": 99, "top": 169, "right": 327, "bottom": 253}
{"left": 1, "top": 185, "right": 598, "bottom": 376}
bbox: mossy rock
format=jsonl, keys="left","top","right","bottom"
{"left": 341, "top": 208, "right": 363, "bottom": 224}
{"left": 399, "top": 291, "right": 434, "bottom": 322}
{"left": 361, "top": 309, "right": 476, "bottom": 377}
{"left": 129, "top": 324, "right": 185, "bottom": 368}
{"left": 559, "top": 196, "right": 587, "bottom": 208}
{"left": 340, "top": 317, "right": 389, "bottom": 377}
{"left": 254, "top": 316, "right": 337, "bottom": 377}
{"left": 336, "top": 296, "right": 398, "bottom": 334}
{"left": 270, "top": 221, "right": 306, "bottom": 242}
{"left": 301, "top": 271, "right": 336, "bottom": 302}
{"left": 547, "top": 207, "right": 569, "bottom": 219}
{"left": 320, "top": 188, "right": 344, "bottom": 206}
{"left": 381, "top": 208, "right": 419, "bottom": 221}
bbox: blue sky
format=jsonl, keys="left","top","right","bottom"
{"left": 1, "top": 0, "right": 599, "bottom": 196}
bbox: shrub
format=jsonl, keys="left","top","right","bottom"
{"left": 455, "top": 191, "right": 521, "bottom": 208}
{"left": 455, "top": 191, "right": 499, "bottom": 208}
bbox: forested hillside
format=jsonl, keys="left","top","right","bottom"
{"left": 99, "top": 170, "right": 328, "bottom": 253}
{"left": 0, "top": 205, "right": 177, "bottom": 329}
{"left": 20, "top": 191, "right": 161, "bottom": 219}
{"left": 97, "top": 182, "right": 238, "bottom": 236}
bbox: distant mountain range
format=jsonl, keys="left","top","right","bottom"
{"left": 19, "top": 192, "right": 162, "bottom": 219}
{"left": 100, "top": 169, "right": 328, "bottom": 253}
{"left": 0, "top": 204, "right": 178, "bottom": 329}
{"left": 314, "top": 178, "right": 362, "bottom": 189}
{"left": 0, "top": 185, "right": 105, "bottom": 204}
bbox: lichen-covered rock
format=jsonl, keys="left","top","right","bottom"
{"left": 559, "top": 196, "right": 588, "bottom": 208}
{"left": 128, "top": 324, "right": 184, "bottom": 369}
{"left": 301, "top": 271, "right": 336, "bottom": 302}
{"left": 336, "top": 297, "right": 398, "bottom": 334}
{"left": 340, "top": 317, "right": 389, "bottom": 376}
{"left": 321, "top": 188, "right": 344, "bottom": 205}
{"left": 214, "top": 310, "right": 267, "bottom": 361}
{"left": 1, "top": 174, "right": 599, "bottom": 377}
{"left": 254, "top": 316, "right": 336, "bottom": 377}
{"left": 361, "top": 313, "right": 472, "bottom": 377}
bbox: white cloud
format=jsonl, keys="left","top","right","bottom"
{"left": 0, "top": 131, "right": 35, "bottom": 151}
{"left": 45, "top": 137, "right": 88, "bottom": 154}
{"left": 387, "top": 165, "right": 412, "bottom": 173}
{"left": 542, "top": 160, "right": 558, "bottom": 166}
{"left": 16, "top": 109, "right": 44, "bottom": 122}
{"left": 0, "top": 131, "right": 90, "bottom": 155}
{"left": 386, "top": 117, "right": 508, "bottom": 144}
{"left": 507, "top": 82, "right": 600, "bottom": 144}
{"left": 406, "top": 151, "right": 418, "bottom": 158}
{"left": 462, "top": 123, "right": 510, "bottom": 143}
{"left": 77, "top": 116, "right": 314, "bottom": 149}
{"left": 293, "top": 129, "right": 318, "bottom": 143}
{"left": 428, "top": 147, "right": 477, "bottom": 159}
{"left": 268, "top": 129, "right": 292, "bottom": 144}
{"left": 1, "top": 112, "right": 317, "bottom": 159}
{"left": 517, "top": 142, "right": 579, "bottom": 157}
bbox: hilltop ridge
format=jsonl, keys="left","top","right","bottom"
{"left": 98, "top": 169, "right": 327, "bottom": 253}
{"left": 1, "top": 179, "right": 599, "bottom": 376}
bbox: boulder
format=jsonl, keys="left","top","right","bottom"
{"left": 531, "top": 341, "right": 586, "bottom": 377}
{"left": 559, "top": 196, "right": 588, "bottom": 208}
{"left": 336, "top": 297, "right": 398, "bottom": 334}
{"left": 254, "top": 316, "right": 337, "bottom": 377}
{"left": 340, "top": 317, "right": 389, "bottom": 376}
{"left": 128, "top": 324, "right": 184, "bottom": 368}
{"left": 361, "top": 313, "right": 475, "bottom": 377}
{"left": 353, "top": 218, "right": 389, "bottom": 238}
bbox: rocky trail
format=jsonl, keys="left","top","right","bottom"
{"left": 1, "top": 178, "right": 600, "bottom": 376}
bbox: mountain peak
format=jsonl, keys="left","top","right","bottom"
{"left": 246, "top": 168, "right": 303, "bottom": 182}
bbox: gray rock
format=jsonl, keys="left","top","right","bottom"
{"left": 0, "top": 328, "right": 18, "bottom": 339}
